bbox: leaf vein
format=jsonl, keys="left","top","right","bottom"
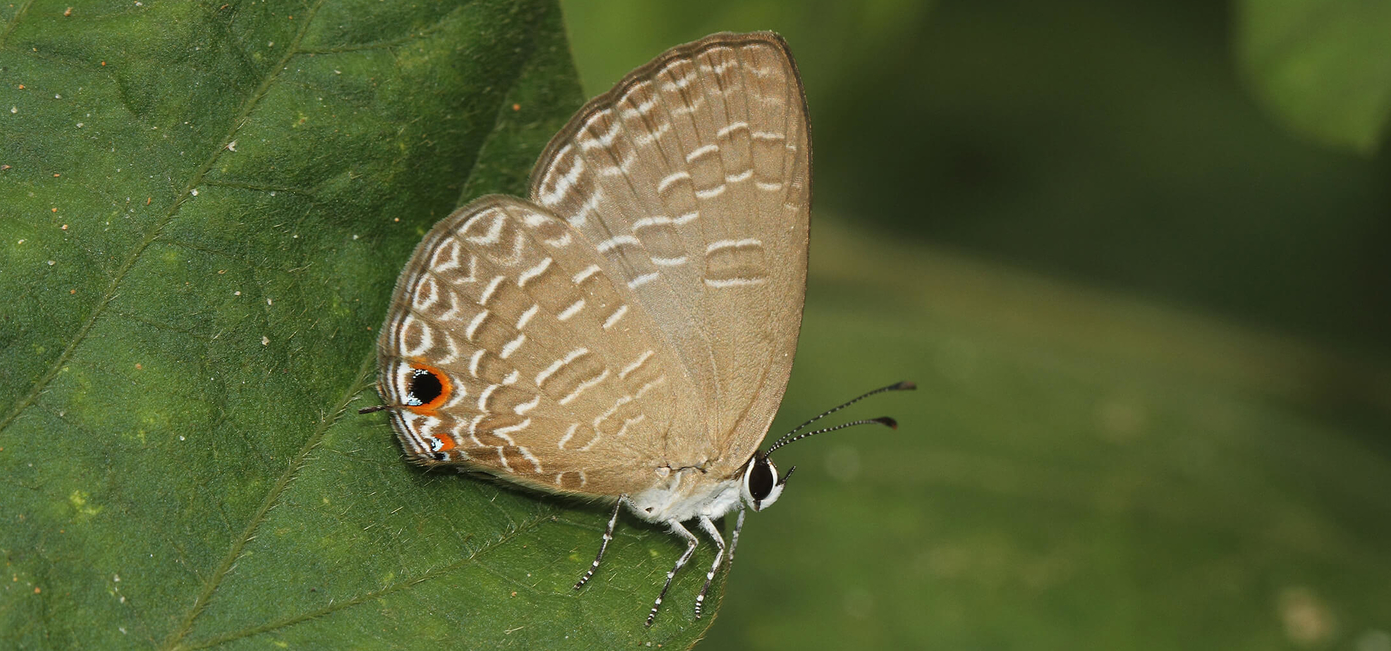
{"left": 184, "top": 508, "right": 554, "bottom": 649}
{"left": 295, "top": 5, "right": 463, "bottom": 55}
{"left": 200, "top": 180, "right": 319, "bottom": 197}
{"left": 0, "top": 0, "right": 34, "bottom": 48}
{"left": 0, "top": 0, "right": 327, "bottom": 443}
{"left": 159, "top": 346, "right": 372, "bottom": 650}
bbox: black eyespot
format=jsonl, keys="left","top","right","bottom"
{"left": 748, "top": 458, "right": 775, "bottom": 501}
{"left": 407, "top": 368, "right": 443, "bottom": 406}
{"left": 432, "top": 452, "right": 448, "bottom": 462}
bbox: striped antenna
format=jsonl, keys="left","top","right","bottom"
{"left": 765, "top": 381, "right": 915, "bottom": 453}
{"left": 766, "top": 417, "right": 898, "bottom": 456}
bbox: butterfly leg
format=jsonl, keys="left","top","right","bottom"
{"left": 726, "top": 507, "right": 746, "bottom": 567}
{"left": 647, "top": 521, "right": 699, "bottom": 627}
{"left": 574, "top": 496, "right": 626, "bottom": 590}
{"left": 693, "top": 515, "right": 726, "bottom": 619}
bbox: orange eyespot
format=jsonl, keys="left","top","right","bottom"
{"left": 403, "top": 360, "right": 451, "bottom": 413}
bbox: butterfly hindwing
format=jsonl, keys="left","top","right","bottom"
{"left": 378, "top": 196, "right": 699, "bottom": 496}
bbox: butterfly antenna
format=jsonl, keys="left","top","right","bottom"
{"left": 766, "top": 417, "right": 898, "bottom": 456}
{"left": 358, "top": 404, "right": 398, "bottom": 414}
{"left": 766, "top": 380, "right": 915, "bottom": 452}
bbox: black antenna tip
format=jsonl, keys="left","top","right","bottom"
{"left": 358, "top": 405, "right": 390, "bottom": 414}
{"left": 874, "top": 416, "right": 898, "bottom": 430}
{"left": 893, "top": 381, "right": 916, "bottom": 391}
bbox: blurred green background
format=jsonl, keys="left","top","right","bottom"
{"left": 562, "top": 1, "right": 1391, "bottom": 649}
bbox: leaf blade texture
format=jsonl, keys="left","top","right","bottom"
{"left": 0, "top": 1, "right": 725, "bottom": 648}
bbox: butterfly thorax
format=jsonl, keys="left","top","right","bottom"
{"left": 629, "top": 466, "right": 745, "bottom": 524}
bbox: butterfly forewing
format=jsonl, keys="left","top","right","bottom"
{"left": 378, "top": 197, "right": 696, "bottom": 496}
{"left": 528, "top": 32, "right": 811, "bottom": 478}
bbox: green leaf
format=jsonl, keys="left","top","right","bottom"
{"left": 0, "top": 1, "right": 723, "bottom": 648}
{"left": 1235, "top": 0, "right": 1391, "bottom": 154}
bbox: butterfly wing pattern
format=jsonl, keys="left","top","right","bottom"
{"left": 373, "top": 31, "right": 811, "bottom": 625}
{"left": 528, "top": 32, "right": 810, "bottom": 482}
{"left": 377, "top": 195, "right": 691, "bottom": 495}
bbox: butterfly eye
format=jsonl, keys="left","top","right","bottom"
{"left": 405, "top": 367, "right": 446, "bottom": 408}
{"left": 748, "top": 457, "right": 776, "bottom": 501}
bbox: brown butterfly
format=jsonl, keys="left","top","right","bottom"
{"left": 363, "top": 31, "right": 912, "bottom": 626}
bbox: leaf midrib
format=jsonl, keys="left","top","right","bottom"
{"left": 158, "top": 4, "right": 559, "bottom": 648}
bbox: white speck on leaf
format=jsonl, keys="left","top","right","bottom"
{"left": 227, "top": 140, "right": 237, "bottom": 151}
{"left": 190, "top": 189, "right": 198, "bottom": 196}
{"left": 262, "top": 336, "right": 270, "bottom": 346}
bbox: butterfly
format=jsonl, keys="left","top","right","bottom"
{"left": 362, "top": 31, "right": 912, "bottom": 626}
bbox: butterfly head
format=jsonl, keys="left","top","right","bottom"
{"left": 741, "top": 381, "right": 918, "bottom": 512}
{"left": 741, "top": 451, "right": 793, "bottom": 512}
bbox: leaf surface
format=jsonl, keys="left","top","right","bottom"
{"left": 0, "top": 1, "right": 724, "bottom": 648}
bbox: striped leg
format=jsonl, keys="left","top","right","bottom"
{"left": 727, "top": 508, "right": 746, "bottom": 566}
{"left": 693, "top": 515, "right": 726, "bottom": 619}
{"left": 574, "top": 496, "right": 626, "bottom": 590}
{"left": 647, "top": 521, "right": 699, "bottom": 627}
